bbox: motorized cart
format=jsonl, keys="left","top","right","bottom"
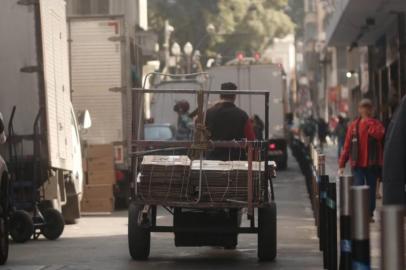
{"left": 128, "top": 74, "right": 277, "bottom": 261}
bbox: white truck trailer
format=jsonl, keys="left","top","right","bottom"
{"left": 68, "top": 15, "right": 133, "bottom": 205}
{"left": 0, "top": 0, "right": 88, "bottom": 238}
{"left": 208, "top": 64, "right": 288, "bottom": 169}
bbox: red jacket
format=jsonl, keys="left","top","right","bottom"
{"left": 339, "top": 117, "right": 385, "bottom": 168}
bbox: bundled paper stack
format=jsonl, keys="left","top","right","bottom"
{"left": 190, "top": 160, "right": 265, "bottom": 203}
{"left": 138, "top": 155, "right": 191, "bottom": 202}
{"left": 81, "top": 144, "right": 115, "bottom": 213}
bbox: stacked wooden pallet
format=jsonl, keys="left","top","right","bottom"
{"left": 81, "top": 144, "right": 115, "bottom": 213}
{"left": 190, "top": 160, "right": 265, "bottom": 203}
{"left": 138, "top": 155, "right": 191, "bottom": 202}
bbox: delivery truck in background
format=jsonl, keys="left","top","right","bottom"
{"left": 208, "top": 64, "right": 289, "bottom": 169}
{"left": 68, "top": 15, "right": 133, "bottom": 206}
{"left": 0, "top": 0, "right": 89, "bottom": 229}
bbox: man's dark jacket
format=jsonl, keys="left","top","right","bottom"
{"left": 383, "top": 96, "right": 406, "bottom": 205}
{"left": 205, "top": 101, "right": 251, "bottom": 161}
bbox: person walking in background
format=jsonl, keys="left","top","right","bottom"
{"left": 173, "top": 100, "right": 194, "bottom": 140}
{"left": 252, "top": 114, "right": 264, "bottom": 140}
{"left": 334, "top": 114, "right": 348, "bottom": 158}
{"left": 339, "top": 99, "right": 385, "bottom": 221}
{"left": 383, "top": 95, "right": 406, "bottom": 205}
{"left": 317, "top": 117, "right": 329, "bottom": 152}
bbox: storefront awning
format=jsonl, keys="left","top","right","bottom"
{"left": 327, "top": 0, "right": 406, "bottom": 46}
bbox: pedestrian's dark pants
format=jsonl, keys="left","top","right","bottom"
{"left": 352, "top": 167, "right": 377, "bottom": 217}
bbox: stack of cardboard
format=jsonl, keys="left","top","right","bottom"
{"left": 138, "top": 155, "right": 265, "bottom": 204}
{"left": 81, "top": 144, "right": 115, "bottom": 213}
{"left": 190, "top": 160, "right": 265, "bottom": 203}
{"left": 138, "top": 155, "right": 191, "bottom": 202}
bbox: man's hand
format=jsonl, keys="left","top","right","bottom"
{"left": 338, "top": 168, "right": 344, "bottom": 176}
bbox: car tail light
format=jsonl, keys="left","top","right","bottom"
{"left": 115, "top": 170, "right": 125, "bottom": 182}
{"left": 269, "top": 143, "right": 276, "bottom": 150}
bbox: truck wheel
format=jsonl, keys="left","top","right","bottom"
{"left": 128, "top": 203, "right": 150, "bottom": 260}
{"left": 258, "top": 202, "right": 277, "bottom": 261}
{"left": 41, "top": 208, "right": 65, "bottom": 240}
{"left": 9, "top": 210, "right": 33, "bottom": 243}
{"left": 0, "top": 216, "right": 8, "bottom": 265}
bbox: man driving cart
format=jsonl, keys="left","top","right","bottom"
{"left": 205, "top": 82, "right": 256, "bottom": 160}
{"left": 128, "top": 77, "right": 277, "bottom": 262}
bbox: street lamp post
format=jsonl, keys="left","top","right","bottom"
{"left": 184, "top": 42, "right": 193, "bottom": 74}
{"left": 171, "top": 42, "right": 181, "bottom": 74}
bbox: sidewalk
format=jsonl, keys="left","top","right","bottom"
{"left": 321, "top": 145, "right": 381, "bottom": 269}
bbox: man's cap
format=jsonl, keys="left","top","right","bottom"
{"left": 359, "top": 98, "right": 373, "bottom": 108}
{"left": 221, "top": 82, "right": 238, "bottom": 90}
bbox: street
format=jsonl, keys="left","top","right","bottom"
{"left": 5, "top": 157, "right": 322, "bottom": 270}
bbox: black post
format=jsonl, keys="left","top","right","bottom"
{"left": 319, "top": 175, "right": 329, "bottom": 269}
{"left": 339, "top": 176, "right": 352, "bottom": 270}
{"left": 327, "top": 181, "right": 337, "bottom": 270}
{"left": 351, "top": 186, "right": 371, "bottom": 270}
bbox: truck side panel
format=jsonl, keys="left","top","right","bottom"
{"left": 69, "top": 17, "right": 125, "bottom": 146}
{"left": 0, "top": 0, "right": 73, "bottom": 171}
{"left": 40, "top": 0, "right": 73, "bottom": 169}
{"left": 0, "top": 0, "right": 40, "bottom": 135}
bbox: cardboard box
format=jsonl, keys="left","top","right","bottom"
{"left": 81, "top": 198, "right": 115, "bottom": 213}
{"left": 84, "top": 184, "right": 114, "bottom": 199}
{"left": 87, "top": 170, "right": 116, "bottom": 185}
{"left": 87, "top": 144, "right": 114, "bottom": 159}
{"left": 87, "top": 156, "right": 115, "bottom": 172}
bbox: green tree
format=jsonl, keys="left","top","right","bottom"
{"left": 287, "top": 0, "right": 305, "bottom": 37}
{"left": 149, "top": 0, "right": 294, "bottom": 60}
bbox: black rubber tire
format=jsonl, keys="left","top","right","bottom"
{"left": 41, "top": 208, "right": 65, "bottom": 240}
{"left": 0, "top": 217, "right": 8, "bottom": 265}
{"left": 258, "top": 202, "right": 277, "bottom": 261}
{"left": 128, "top": 203, "right": 150, "bottom": 260}
{"left": 9, "top": 210, "right": 33, "bottom": 243}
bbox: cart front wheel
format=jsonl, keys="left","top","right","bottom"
{"left": 128, "top": 203, "right": 150, "bottom": 260}
{"left": 41, "top": 208, "right": 65, "bottom": 240}
{"left": 258, "top": 202, "right": 277, "bottom": 261}
{"left": 9, "top": 210, "right": 33, "bottom": 243}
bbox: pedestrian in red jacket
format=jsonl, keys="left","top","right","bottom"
{"left": 339, "top": 99, "right": 385, "bottom": 220}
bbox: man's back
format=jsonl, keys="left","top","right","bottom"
{"left": 206, "top": 102, "right": 249, "bottom": 141}
{"left": 205, "top": 101, "right": 254, "bottom": 161}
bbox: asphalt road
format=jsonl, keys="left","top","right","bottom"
{"left": 5, "top": 157, "right": 323, "bottom": 270}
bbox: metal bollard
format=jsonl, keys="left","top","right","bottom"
{"left": 339, "top": 176, "right": 352, "bottom": 270}
{"left": 381, "top": 206, "right": 405, "bottom": 270}
{"left": 327, "top": 181, "right": 337, "bottom": 270}
{"left": 319, "top": 175, "right": 329, "bottom": 268}
{"left": 351, "top": 186, "right": 370, "bottom": 270}
{"left": 318, "top": 154, "right": 326, "bottom": 176}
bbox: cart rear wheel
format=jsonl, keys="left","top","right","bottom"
{"left": 128, "top": 203, "right": 150, "bottom": 260}
{"left": 41, "top": 208, "right": 65, "bottom": 240}
{"left": 258, "top": 202, "right": 277, "bottom": 261}
{"left": 9, "top": 210, "right": 33, "bottom": 243}
{"left": 0, "top": 216, "right": 9, "bottom": 265}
